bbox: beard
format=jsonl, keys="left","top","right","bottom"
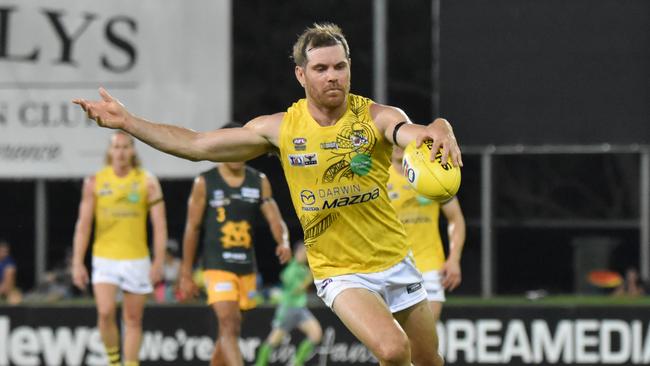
{"left": 309, "top": 84, "right": 348, "bottom": 110}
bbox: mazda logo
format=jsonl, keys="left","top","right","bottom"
{"left": 300, "top": 190, "right": 316, "bottom": 205}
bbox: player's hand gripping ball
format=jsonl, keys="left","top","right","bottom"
{"left": 402, "top": 140, "right": 461, "bottom": 202}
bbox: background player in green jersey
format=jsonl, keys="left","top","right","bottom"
{"left": 256, "top": 242, "right": 322, "bottom": 366}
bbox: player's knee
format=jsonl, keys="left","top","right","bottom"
{"left": 218, "top": 315, "right": 242, "bottom": 337}
{"left": 307, "top": 325, "right": 322, "bottom": 343}
{"left": 374, "top": 334, "right": 410, "bottom": 365}
{"left": 437, "top": 354, "right": 445, "bottom": 366}
{"left": 308, "top": 329, "right": 322, "bottom": 344}
{"left": 267, "top": 329, "right": 285, "bottom": 346}
{"left": 122, "top": 311, "right": 143, "bottom": 327}
{"left": 432, "top": 353, "right": 445, "bottom": 366}
{"left": 413, "top": 352, "right": 444, "bottom": 366}
{"left": 96, "top": 309, "right": 115, "bottom": 326}
{"left": 268, "top": 338, "right": 282, "bottom": 348}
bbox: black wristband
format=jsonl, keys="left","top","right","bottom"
{"left": 148, "top": 197, "right": 164, "bottom": 207}
{"left": 392, "top": 121, "right": 408, "bottom": 145}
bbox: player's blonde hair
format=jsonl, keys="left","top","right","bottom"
{"left": 104, "top": 131, "right": 141, "bottom": 167}
{"left": 292, "top": 22, "right": 350, "bottom": 66}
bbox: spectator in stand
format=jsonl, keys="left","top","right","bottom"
{"left": 613, "top": 267, "right": 646, "bottom": 297}
{"left": 154, "top": 238, "right": 182, "bottom": 303}
{"left": 0, "top": 239, "right": 22, "bottom": 304}
{"left": 25, "top": 248, "right": 75, "bottom": 302}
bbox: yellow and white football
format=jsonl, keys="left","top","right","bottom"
{"left": 402, "top": 140, "right": 461, "bottom": 202}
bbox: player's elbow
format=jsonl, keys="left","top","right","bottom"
{"left": 184, "top": 155, "right": 201, "bottom": 162}
{"left": 186, "top": 133, "right": 216, "bottom": 161}
{"left": 181, "top": 149, "right": 205, "bottom": 162}
{"left": 154, "top": 226, "right": 167, "bottom": 238}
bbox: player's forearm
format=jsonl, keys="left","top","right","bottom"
{"left": 0, "top": 275, "right": 11, "bottom": 293}
{"left": 428, "top": 117, "right": 453, "bottom": 134}
{"left": 394, "top": 119, "right": 452, "bottom": 148}
{"left": 447, "top": 222, "right": 466, "bottom": 263}
{"left": 447, "top": 244, "right": 463, "bottom": 264}
{"left": 181, "top": 228, "right": 200, "bottom": 274}
{"left": 148, "top": 200, "right": 167, "bottom": 264}
{"left": 270, "top": 219, "right": 289, "bottom": 247}
{"left": 262, "top": 202, "right": 289, "bottom": 247}
{"left": 122, "top": 115, "right": 208, "bottom": 161}
{"left": 5, "top": 271, "right": 16, "bottom": 289}
{"left": 152, "top": 224, "right": 167, "bottom": 264}
{"left": 72, "top": 225, "right": 91, "bottom": 266}
{"left": 123, "top": 116, "right": 269, "bottom": 162}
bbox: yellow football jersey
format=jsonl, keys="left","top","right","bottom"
{"left": 387, "top": 165, "right": 445, "bottom": 272}
{"left": 93, "top": 166, "right": 150, "bottom": 259}
{"left": 278, "top": 94, "right": 408, "bottom": 279}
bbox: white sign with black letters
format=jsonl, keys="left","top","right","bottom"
{"left": 0, "top": 0, "right": 231, "bottom": 178}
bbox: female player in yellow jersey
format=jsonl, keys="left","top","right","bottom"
{"left": 388, "top": 146, "right": 466, "bottom": 325}
{"left": 72, "top": 131, "right": 167, "bottom": 366}
{"left": 73, "top": 23, "right": 462, "bottom": 366}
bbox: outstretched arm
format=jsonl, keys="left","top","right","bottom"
{"left": 73, "top": 88, "right": 277, "bottom": 162}
{"left": 259, "top": 174, "right": 291, "bottom": 264}
{"left": 440, "top": 197, "right": 466, "bottom": 291}
{"left": 371, "top": 103, "right": 463, "bottom": 167}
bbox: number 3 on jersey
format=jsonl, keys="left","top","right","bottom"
{"left": 216, "top": 207, "right": 226, "bottom": 223}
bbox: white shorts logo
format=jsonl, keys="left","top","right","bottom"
{"left": 214, "top": 282, "right": 234, "bottom": 292}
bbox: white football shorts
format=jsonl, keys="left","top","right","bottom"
{"left": 314, "top": 255, "right": 427, "bottom": 313}
{"left": 422, "top": 269, "right": 446, "bottom": 302}
{"left": 92, "top": 256, "right": 153, "bottom": 294}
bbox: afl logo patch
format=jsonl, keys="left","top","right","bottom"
{"left": 293, "top": 137, "right": 307, "bottom": 151}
